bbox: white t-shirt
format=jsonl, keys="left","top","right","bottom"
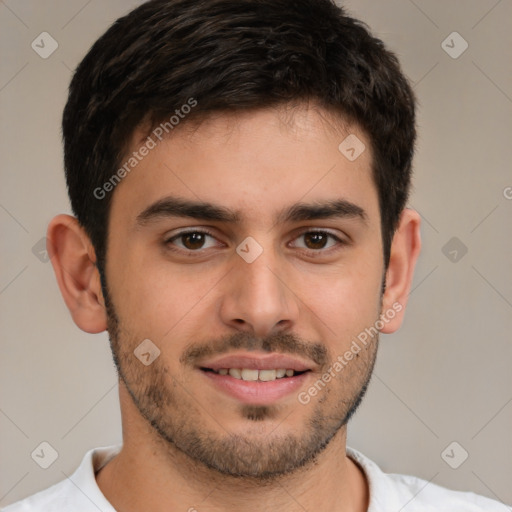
{"left": 2, "top": 445, "right": 509, "bottom": 511}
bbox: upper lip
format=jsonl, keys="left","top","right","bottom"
{"left": 198, "top": 352, "right": 314, "bottom": 372}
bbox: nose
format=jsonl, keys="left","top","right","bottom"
{"left": 218, "top": 244, "right": 299, "bottom": 338}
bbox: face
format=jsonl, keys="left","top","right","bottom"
{"left": 103, "top": 105, "right": 385, "bottom": 478}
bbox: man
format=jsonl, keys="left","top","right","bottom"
{"left": 3, "top": 0, "right": 508, "bottom": 510}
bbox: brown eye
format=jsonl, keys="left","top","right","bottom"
{"left": 292, "top": 230, "right": 342, "bottom": 253}
{"left": 166, "top": 230, "right": 219, "bottom": 252}
{"left": 180, "top": 232, "right": 207, "bottom": 250}
{"left": 303, "top": 232, "right": 330, "bottom": 250}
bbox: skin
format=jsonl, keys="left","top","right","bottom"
{"left": 48, "top": 104, "right": 421, "bottom": 512}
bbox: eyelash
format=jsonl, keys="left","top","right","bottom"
{"left": 164, "top": 228, "right": 346, "bottom": 257}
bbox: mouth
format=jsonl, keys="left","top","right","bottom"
{"left": 196, "top": 352, "right": 314, "bottom": 405}
{"left": 200, "top": 367, "right": 309, "bottom": 381}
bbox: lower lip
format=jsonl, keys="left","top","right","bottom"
{"left": 200, "top": 370, "right": 310, "bottom": 405}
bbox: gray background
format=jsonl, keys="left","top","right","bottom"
{"left": 1, "top": 0, "right": 511, "bottom": 508}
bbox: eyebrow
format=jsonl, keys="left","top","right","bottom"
{"left": 135, "top": 195, "right": 368, "bottom": 227}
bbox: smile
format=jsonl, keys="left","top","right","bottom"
{"left": 202, "top": 368, "right": 308, "bottom": 381}
{"left": 195, "top": 352, "right": 315, "bottom": 404}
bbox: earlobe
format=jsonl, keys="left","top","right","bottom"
{"left": 47, "top": 214, "right": 108, "bottom": 334}
{"left": 380, "top": 208, "right": 421, "bottom": 334}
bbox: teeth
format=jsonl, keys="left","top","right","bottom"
{"left": 258, "top": 369, "right": 277, "bottom": 381}
{"left": 241, "top": 369, "right": 259, "bottom": 381}
{"left": 228, "top": 368, "right": 242, "bottom": 379}
{"left": 217, "top": 368, "right": 297, "bottom": 381}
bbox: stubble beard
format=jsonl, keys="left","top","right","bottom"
{"left": 103, "top": 284, "right": 378, "bottom": 480}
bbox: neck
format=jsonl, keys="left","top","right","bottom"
{"left": 96, "top": 386, "right": 369, "bottom": 512}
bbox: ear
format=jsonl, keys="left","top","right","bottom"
{"left": 47, "top": 214, "right": 107, "bottom": 333}
{"left": 380, "top": 208, "right": 421, "bottom": 334}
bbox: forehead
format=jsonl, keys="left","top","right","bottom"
{"left": 109, "top": 105, "right": 379, "bottom": 228}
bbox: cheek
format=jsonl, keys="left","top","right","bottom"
{"left": 298, "top": 257, "right": 383, "bottom": 345}
{"left": 110, "top": 253, "right": 224, "bottom": 341}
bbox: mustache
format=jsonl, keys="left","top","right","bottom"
{"left": 180, "top": 331, "right": 328, "bottom": 367}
